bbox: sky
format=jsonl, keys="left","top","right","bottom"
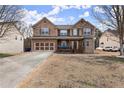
{"left": 21, "top": 5, "right": 106, "bottom": 31}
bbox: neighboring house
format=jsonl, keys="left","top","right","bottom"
{"left": 31, "top": 17, "right": 96, "bottom": 53}
{"left": 0, "top": 22, "right": 24, "bottom": 54}
{"left": 99, "top": 29, "right": 120, "bottom": 49}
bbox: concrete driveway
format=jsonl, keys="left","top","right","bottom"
{"left": 0, "top": 51, "right": 53, "bottom": 88}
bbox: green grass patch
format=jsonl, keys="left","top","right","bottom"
{"left": 96, "top": 56, "right": 124, "bottom": 63}
{"left": 0, "top": 53, "right": 13, "bottom": 58}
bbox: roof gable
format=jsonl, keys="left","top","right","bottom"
{"left": 73, "top": 18, "right": 95, "bottom": 28}
{"left": 103, "top": 29, "right": 119, "bottom": 37}
{"left": 32, "top": 17, "right": 55, "bottom": 28}
{"left": 0, "top": 22, "right": 23, "bottom": 38}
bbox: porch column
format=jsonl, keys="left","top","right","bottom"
{"left": 77, "top": 41, "right": 79, "bottom": 49}
{"left": 72, "top": 41, "right": 74, "bottom": 49}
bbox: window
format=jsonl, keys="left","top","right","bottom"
{"left": 36, "top": 47, "right": 39, "bottom": 50}
{"left": 73, "top": 29, "right": 78, "bottom": 36}
{"left": 35, "top": 43, "right": 40, "bottom": 50}
{"left": 41, "top": 28, "right": 49, "bottom": 35}
{"left": 50, "top": 43, "right": 54, "bottom": 50}
{"left": 60, "top": 30, "right": 67, "bottom": 36}
{"left": 83, "top": 28, "right": 91, "bottom": 35}
{"left": 40, "top": 43, "right": 44, "bottom": 46}
{"left": 36, "top": 43, "right": 39, "bottom": 46}
{"left": 50, "top": 43, "right": 54, "bottom": 46}
{"left": 45, "top": 43, "right": 49, "bottom": 46}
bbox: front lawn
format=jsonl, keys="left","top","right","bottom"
{"left": 17, "top": 53, "right": 124, "bottom": 88}
{"left": 0, "top": 53, "right": 13, "bottom": 58}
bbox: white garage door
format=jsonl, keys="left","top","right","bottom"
{"left": 34, "top": 42, "right": 55, "bottom": 51}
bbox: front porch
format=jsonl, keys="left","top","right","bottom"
{"left": 56, "top": 40, "right": 84, "bottom": 53}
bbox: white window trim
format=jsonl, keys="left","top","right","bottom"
{"left": 41, "top": 28, "right": 49, "bottom": 36}
{"left": 83, "top": 28, "right": 91, "bottom": 36}
{"left": 73, "top": 28, "right": 78, "bottom": 36}
{"left": 60, "top": 30, "right": 67, "bottom": 36}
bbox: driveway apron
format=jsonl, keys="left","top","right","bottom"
{"left": 0, "top": 51, "right": 53, "bottom": 88}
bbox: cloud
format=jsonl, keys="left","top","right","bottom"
{"left": 94, "top": 6, "right": 105, "bottom": 13}
{"left": 79, "top": 11, "right": 90, "bottom": 18}
{"left": 48, "top": 17, "right": 65, "bottom": 23}
{"left": 47, "top": 6, "right": 61, "bottom": 16}
{"left": 96, "top": 23, "right": 109, "bottom": 31}
{"left": 21, "top": 5, "right": 92, "bottom": 25}
{"left": 69, "top": 16, "right": 75, "bottom": 21}
{"left": 52, "top": 5, "right": 91, "bottom": 11}
{"left": 54, "top": 5, "right": 70, "bottom": 10}
{"left": 21, "top": 8, "right": 65, "bottom": 25}
{"left": 81, "top": 5, "right": 91, "bottom": 9}
{"left": 83, "top": 11, "right": 90, "bottom": 17}
{"left": 21, "top": 8, "right": 43, "bottom": 24}
{"left": 69, "top": 5, "right": 81, "bottom": 9}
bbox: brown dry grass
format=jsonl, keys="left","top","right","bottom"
{"left": 17, "top": 51, "right": 124, "bottom": 88}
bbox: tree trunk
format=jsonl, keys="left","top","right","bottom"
{"left": 120, "top": 37, "right": 124, "bottom": 56}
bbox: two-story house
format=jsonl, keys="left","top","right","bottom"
{"left": 31, "top": 17, "right": 95, "bottom": 53}
{"left": 99, "top": 29, "right": 120, "bottom": 49}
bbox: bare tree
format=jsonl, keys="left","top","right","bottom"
{"left": 95, "top": 29, "right": 102, "bottom": 48}
{"left": 0, "top": 5, "right": 24, "bottom": 37}
{"left": 16, "top": 21, "right": 33, "bottom": 38}
{"left": 92, "top": 5, "right": 124, "bottom": 56}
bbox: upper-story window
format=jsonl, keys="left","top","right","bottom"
{"left": 41, "top": 28, "right": 49, "bottom": 36}
{"left": 83, "top": 28, "right": 91, "bottom": 36}
{"left": 60, "top": 30, "right": 67, "bottom": 36}
{"left": 73, "top": 29, "right": 78, "bottom": 36}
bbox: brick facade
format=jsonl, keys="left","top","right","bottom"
{"left": 31, "top": 17, "right": 95, "bottom": 54}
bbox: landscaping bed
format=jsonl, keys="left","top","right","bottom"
{"left": 0, "top": 53, "right": 13, "bottom": 58}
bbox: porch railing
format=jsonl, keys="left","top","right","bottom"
{"left": 58, "top": 46, "right": 71, "bottom": 49}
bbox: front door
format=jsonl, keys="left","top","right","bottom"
{"left": 61, "top": 41, "right": 67, "bottom": 47}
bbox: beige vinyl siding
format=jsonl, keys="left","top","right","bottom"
{"left": 0, "top": 26, "right": 24, "bottom": 54}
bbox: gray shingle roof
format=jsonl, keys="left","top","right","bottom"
{"left": 105, "top": 29, "right": 119, "bottom": 37}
